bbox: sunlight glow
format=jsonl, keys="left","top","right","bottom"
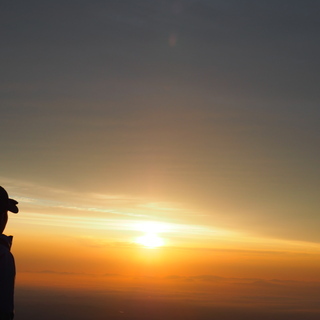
{"left": 136, "top": 233, "right": 165, "bottom": 248}
{"left": 135, "top": 221, "right": 171, "bottom": 234}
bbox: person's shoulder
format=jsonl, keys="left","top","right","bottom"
{"left": 0, "top": 234, "right": 13, "bottom": 249}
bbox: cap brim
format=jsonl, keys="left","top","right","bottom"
{"left": 8, "top": 199, "right": 19, "bottom": 214}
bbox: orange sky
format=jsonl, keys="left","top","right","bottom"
{"left": 5, "top": 182, "right": 320, "bottom": 287}
{"left": 2, "top": 1, "right": 320, "bottom": 318}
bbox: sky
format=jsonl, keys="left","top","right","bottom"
{"left": 1, "top": 0, "right": 320, "bottom": 319}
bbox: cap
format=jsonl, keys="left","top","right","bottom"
{"left": 0, "top": 186, "right": 19, "bottom": 214}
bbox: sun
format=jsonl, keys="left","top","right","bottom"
{"left": 136, "top": 233, "right": 164, "bottom": 248}
{"left": 134, "top": 221, "right": 168, "bottom": 248}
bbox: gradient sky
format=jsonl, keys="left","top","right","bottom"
{"left": 1, "top": 1, "right": 320, "bottom": 319}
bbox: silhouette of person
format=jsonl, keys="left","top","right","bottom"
{"left": 0, "top": 187, "right": 18, "bottom": 320}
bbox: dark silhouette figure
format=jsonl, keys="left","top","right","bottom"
{"left": 0, "top": 187, "right": 18, "bottom": 320}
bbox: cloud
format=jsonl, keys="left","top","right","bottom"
{"left": 14, "top": 273, "right": 320, "bottom": 320}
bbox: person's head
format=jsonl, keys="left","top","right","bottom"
{"left": 0, "top": 186, "right": 18, "bottom": 233}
